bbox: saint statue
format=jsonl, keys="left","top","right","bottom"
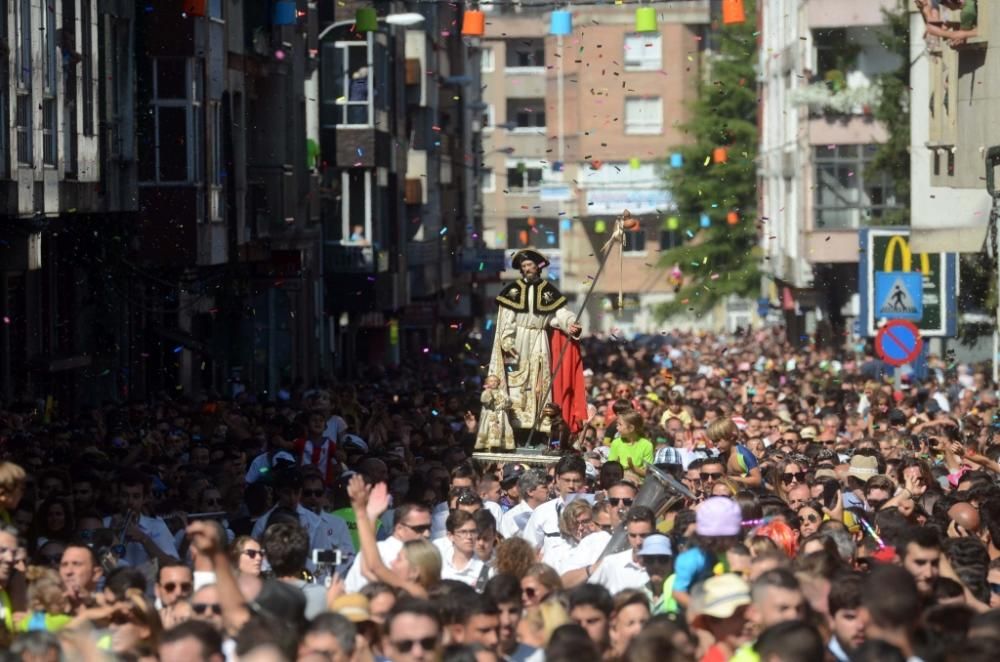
{"left": 483, "top": 249, "right": 586, "bottom": 448}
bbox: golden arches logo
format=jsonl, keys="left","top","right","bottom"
{"left": 883, "top": 236, "right": 931, "bottom": 274}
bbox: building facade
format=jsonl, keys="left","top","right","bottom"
{"left": 478, "top": 1, "right": 709, "bottom": 336}
{"left": 758, "top": 0, "right": 903, "bottom": 343}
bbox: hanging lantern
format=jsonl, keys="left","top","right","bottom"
{"left": 273, "top": 0, "right": 297, "bottom": 26}
{"left": 722, "top": 0, "right": 746, "bottom": 25}
{"left": 590, "top": 159, "right": 603, "bottom": 170}
{"left": 355, "top": 7, "right": 378, "bottom": 32}
{"left": 699, "top": 213, "right": 711, "bottom": 228}
{"left": 713, "top": 147, "right": 728, "bottom": 164}
{"left": 670, "top": 153, "right": 683, "bottom": 169}
{"left": 519, "top": 230, "right": 529, "bottom": 245}
{"left": 461, "top": 9, "right": 486, "bottom": 36}
{"left": 549, "top": 10, "right": 572, "bottom": 36}
{"left": 727, "top": 211, "right": 739, "bottom": 225}
{"left": 595, "top": 220, "right": 607, "bottom": 233}
{"left": 666, "top": 216, "right": 680, "bottom": 231}
{"left": 635, "top": 7, "right": 657, "bottom": 33}
{"left": 183, "top": 0, "right": 207, "bottom": 17}
{"left": 629, "top": 157, "right": 641, "bottom": 170}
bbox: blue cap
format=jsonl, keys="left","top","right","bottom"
{"left": 638, "top": 534, "right": 672, "bottom": 556}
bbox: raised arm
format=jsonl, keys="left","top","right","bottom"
{"left": 347, "top": 475, "right": 428, "bottom": 598}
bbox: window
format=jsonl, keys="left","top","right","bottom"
{"left": 624, "top": 34, "right": 662, "bottom": 71}
{"left": 341, "top": 170, "right": 373, "bottom": 244}
{"left": 321, "top": 37, "right": 372, "bottom": 127}
{"left": 624, "top": 97, "right": 662, "bottom": 135}
{"left": 62, "top": 0, "right": 78, "bottom": 175}
{"left": 208, "top": 0, "right": 223, "bottom": 20}
{"left": 507, "top": 217, "right": 560, "bottom": 248}
{"left": 42, "top": 0, "right": 57, "bottom": 167}
{"left": 659, "top": 229, "right": 680, "bottom": 250}
{"left": 506, "top": 98, "right": 545, "bottom": 130}
{"left": 16, "top": 95, "right": 31, "bottom": 166}
{"left": 814, "top": 144, "right": 899, "bottom": 229}
{"left": 16, "top": 0, "right": 31, "bottom": 166}
{"left": 0, "top": 0, "right": 8, "bottom": 175}
{"left": 481, "top": 46, "right": 495, "bottom": 72}
{"left": 506, "top": 38, "right": 545, "bottom": 69}
{"left": 81, "top": 0, "right": 94, "bottom": 136}
{"left": 139, "top": 58, "right": 204, "bottom": 183}
{"left": 482, "top": 167, "right": 495, "bottom": 193}
{"left": 42, "top": 99, "right": 57, "bottom": 166}
{"left": 623, "top": 230, "right": 647, "bottom": 253}
{"left": 506, "top": 164, "right": 543, "bottom": 192}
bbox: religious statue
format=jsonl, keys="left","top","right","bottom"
{"left": 485, "top": 249, "right": 586, "bottom": 447}
{"left": 475, "top": 375, "right": 515, "bottom": 451}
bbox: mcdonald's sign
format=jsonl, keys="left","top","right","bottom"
{"left": 859, "top": 229, "right": 957, "bottom": 338}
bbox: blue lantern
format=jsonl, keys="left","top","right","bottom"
{"left": 550, "top": 10, "right": 572, "bottom": 36}
{"left": 273, "top": 0, "right": 296, "bottom": 26}
{"left": 670, "top": 153, "right": 683, "bottom": 168}
{"left": 699, "top": 213, "right": 710, "bottom": 228}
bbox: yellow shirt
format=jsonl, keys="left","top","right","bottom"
{"left": 608, "top": 437, "right": 654, "bottom": 469}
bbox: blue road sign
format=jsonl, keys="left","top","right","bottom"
{"left": 874, "top": 271, "right": 923, "bottom": 321}
{"left": 875, "top": 320, "right": 923, "bottom": 367}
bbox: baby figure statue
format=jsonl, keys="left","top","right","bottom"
{"left": 475, "top": 374, "right": 516, "bottom": 451}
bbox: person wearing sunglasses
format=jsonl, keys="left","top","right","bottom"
{"left": 698, "top": 458, "right": 727, "bottom": 498}
{"left": 382, "top": 598, "right": 442, "bottom": 662}
{"left": 774, "top": 459, "right": 809, "bottom": 505}
{"left": 189, "top": 584, "right": 224, "bottom": 633}
{"left": 796, "top": 502, "right": 825, "bottom": 539}
{"left": 586, "top": 506, "right": 656, "bottom": 596}
{"left": 155, "top": 561, "right": 194, "bottom": 609}
{"left": 300, "top": 470, "right": 356, "bottom": 575}
{"left": 230, "top": 536, "right": 265, "bottom": 577}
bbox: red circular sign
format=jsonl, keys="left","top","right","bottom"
{"left": 875, "top": 320, "right": 923, "bottom": 367}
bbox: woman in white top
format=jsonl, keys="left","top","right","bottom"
{"left": 541, "top": 500, "right": 595, "bottom": 574}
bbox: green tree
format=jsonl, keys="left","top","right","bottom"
{"left": 870, "top": 0, "right": 910, "bottom": 226}
{"left": 657, "top": 2, "right": 760, "bottom": 319}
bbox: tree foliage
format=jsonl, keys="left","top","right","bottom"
{"left": 870, "top": 0, "right": 911, "bottom": 226}
{"left": 657, "top": 2, "right": 761, "bottom": 319}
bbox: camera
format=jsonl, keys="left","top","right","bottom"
{"left": 312, "top": 549, "right": 342, "bottom": 566}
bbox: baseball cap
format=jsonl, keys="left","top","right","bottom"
{"left": 846, "top": 455, "right": 879, "bottom": 481}
{"left": 696, "top": 497, "right": 743, "bottom": 537}
{"left": 331, "top": 593, "right": 373, "bottom": 623}
{"left": 799, "top": 426, "right": 818, "bottom": 441}
{"left": 638, "top": 534, "right": 673, "bottom": 557}
{"left": 501, "top": 463, "right": 526, "bottom": 489}
{"left": 691, "top": 573, "right": 751, "bottom": 619}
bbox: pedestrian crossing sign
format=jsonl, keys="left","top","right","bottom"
{"left": 874, "top": 271, "right": 923, "bottom": 321}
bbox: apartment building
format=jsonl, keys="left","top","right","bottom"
{"left": 478, "top": 1, "right": 709, "bottom": 335}
{"left": 907, "top": 3, "right": 993, "bottom": 255}
{"left": 758, "top": 0, "right": 902, "bottom": 341}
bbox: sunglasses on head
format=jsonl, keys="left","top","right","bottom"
{"left": 782, "top": 471, "right": 807, "bottom": 484}
{"left": 193, "top": 603, "right": 222, "bottom": 615}
{"left": 242, "top": 549, "right": 265, "bottom": 560}
{"left": 162, "top": 582, "right": 193, "bottom": 593}
{"left": 392, "top": 637, "right": 438, "bottom": 654}
{"left": 608, "top": 497, "right": 634, "bottom": 507}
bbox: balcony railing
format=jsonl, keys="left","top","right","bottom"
{"left": 325, "top": 243, "right": 389, "bottom": 273}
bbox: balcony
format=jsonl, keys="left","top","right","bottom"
{"left": 807, "top": 0, "right": 897, "bottom": 29}
{"left": 325, "top": 244, "right": 389, "bottom": 274}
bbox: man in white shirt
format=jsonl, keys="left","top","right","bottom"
{"left": 300, "top": 470, "right": 356, "bottom": 575}
{"left": 499, "top": 469, "right": 550, "bottom": 539}
{"left": 105, "top": 472, "right": 179, "bottom": 568}
{"left": 250, "top": 469, "right": 334, "bottom": 559}
{"left": 561, "top": 480, "right": 638, "bottom": 588}
{"left": 587, "top": 505, "right": 654, "bottom": 596}
{"left": 521, "top": 456, "right": 587, "bottom": 549}
{"left": 343, "top": 502, "right": 432, "bottom": 592}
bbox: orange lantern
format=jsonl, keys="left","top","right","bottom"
{"left": 713, "top": 147, "right": 728, "bottom": 164}
{"left": 726, "top": 211, "right": 739, "bottom": 225}
{"left": 461, "top": 10, "right": 485, "bottom": 36}
{"left": 183, "top": 0, "right": 207, "bottom": 16}
{"left": 722, "top": 0, "right": 746, "bottom": 25}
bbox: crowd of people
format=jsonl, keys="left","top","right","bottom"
{"left": 0, "top": 328, "right": 999, "bottom": 662}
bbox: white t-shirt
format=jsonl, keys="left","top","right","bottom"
{"left": 102, "top": 514, "right": 179, "bottom": 568}
{"left": 499, "top": 501, "right": 533, "bottom": 539}
{"left": 343, "top": 536, "right": 404, "bottom": 592}
{"left": 588, "top": 548, "right": 649, "bottom": 595}
{"left": 560, "top": 530, "right": 611, "bottom": 574}
{"left": 521, "top": 497, "right": 564, "bottom": 550}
